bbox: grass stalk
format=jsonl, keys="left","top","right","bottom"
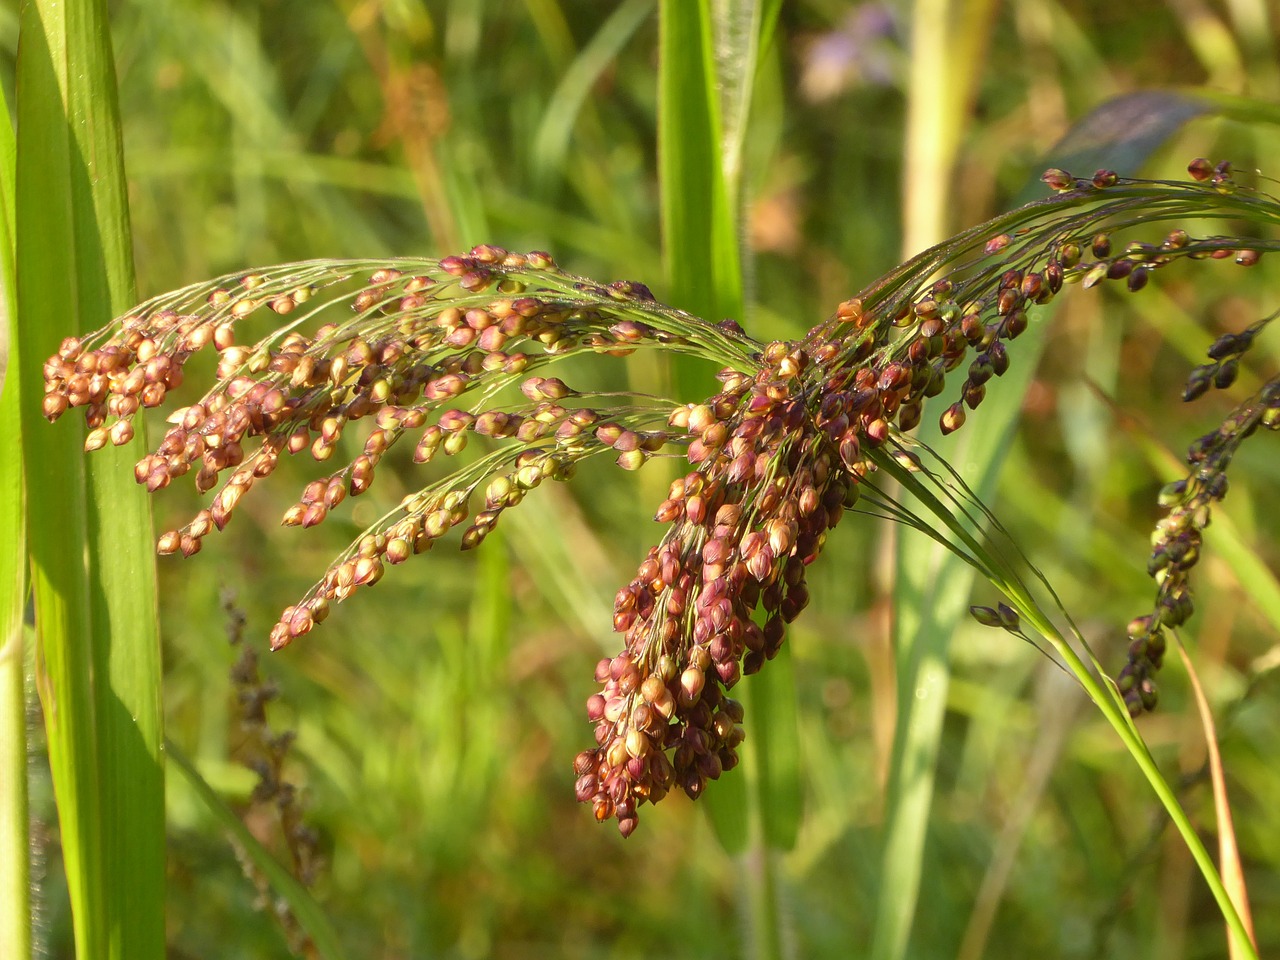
{"left": 876, "top": 449, "right": 1260, "bottom": 960}
{"left": 872, "top": 351, "right": 1040, "bottom": 960}
{"left": 1018, "top": 607, "right": 1259, "bottom": 960}
{"left": 876, "top": 3, "right": 1004, "bottom": 953}
{"left": 659, "top": 4, "right": 790, "bottom": 957}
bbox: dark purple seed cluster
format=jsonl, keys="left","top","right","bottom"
{"left": 1122, "top": 330, "right": 1280, "bottom": 716}
{"left": 221, "top": 592, "right": 320, "bottom": 953}
{"left": 574, "top": 342, "right": 852, "bottom": 834}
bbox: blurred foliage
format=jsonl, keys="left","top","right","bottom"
{"left": 10, "top": 0, "right": 1280, "bottom": 957}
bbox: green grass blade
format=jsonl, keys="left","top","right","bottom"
{"left": 871, "top": 335, "right": 1043, "bottom": 960}
{"left": 167, "top": 743, "right": 349, "bottom": 960}
{"left": 874, "top": 2, "right": 1016, "bottom": 952}
{"left": 16, "top": 2, "right": 164, "bottom": 957}
{"left": 874, "top": 82, "right": 1234, "bottom": 958}
{"left": 18, "top": 11, "right": 105, "bottom": 953}
{"left": 659, "top": 0, "right": 746, "bottom": 856}
{"left": 0, "top": 69, "right": 30, "bottom": 960}
{"left": 658, "top": 0, "right": 743, "bottom": 329}
{"left": 714, "top": 0, "right": 780, "bottom": 202}
{"left": 658, "top": 10, "right": 797, "bottom": 958}
{"left": 531, "top": 0, "right": 654, "bottom": 182}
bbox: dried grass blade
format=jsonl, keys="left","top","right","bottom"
{"left": 1175, "top": 639, "right": 1257, "bottom": 959}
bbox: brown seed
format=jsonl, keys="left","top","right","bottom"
{"left": 616, "top": 449, "right": 646, "bottom": 471}
{"left": 940, "top": 402, "right": 966, "bottom": 435}
{"left": 352, "top": 556, "right": 383, "bottom": 586}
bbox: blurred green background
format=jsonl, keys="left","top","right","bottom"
{"left": 10, "top": 1, "right": 1280, "bottom": 957}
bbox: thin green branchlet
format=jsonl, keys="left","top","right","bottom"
{"left": 41, "top": 160, "right": 1279, "bottom": 834}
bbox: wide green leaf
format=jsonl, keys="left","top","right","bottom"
{"left": 16, "top": 2, "right": 164, "bottom": 957}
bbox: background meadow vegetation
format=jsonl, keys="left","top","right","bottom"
{"left": 5, "top": 1, "right": 1280, "bottom": 958}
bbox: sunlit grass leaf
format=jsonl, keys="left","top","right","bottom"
{"left": 872, "top": 344, "right": 1042, "bottom": 960}
{"left": 531, "top": 0, "right": 654, "bottom": 183}
{"left": 658, "top": 0, "right": 743, "bottom": 331}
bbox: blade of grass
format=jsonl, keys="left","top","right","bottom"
{"left": 874, "top": 85, "right": 1249, "bottom": 960}
{"left": 714, "top": 0, "right": 782, "bottom": 204}
{"left": 659, "top": 0, "right": 749, "bottom": 856}
{"left": 659, "top": 5, "right": 794, "bottom": 957}
{"left": 874, "top": 3, "right": 1002, "bottom": 951}
{"left": 19, "top": 7, "right": 108, "bottom": 951}
{"left": 167, "top": 743, "right": 349, "bottom": 960}
{"left": 658, "top": 0, "right": 743, "bottom": 331}
{"left": 531, "top": 0, "right": 654, "bottom": 182}
{"left": 872, "top": 329, "right": 1042, "bottom": 960}
{"left": 16, "top": 2, "right": 164, "bottom": 958}
{"left": 872, "top": 442, "right": 1260, "bottom": 960}
{"left": 0, "top": 70, "right": 30, "bottom": 960}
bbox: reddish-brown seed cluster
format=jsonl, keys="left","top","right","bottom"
{"left": 39, "top": 249, "right": 701, "bottom": 650}
{"left": 41, "top": 162, "right": 1280, "bottom": 832}
{"left": 574, "top": 342, "right": 855, "bottom": 834}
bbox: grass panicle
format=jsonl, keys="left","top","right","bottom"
{"left": 43, "top": 161, "right": 1279, "bottom": 840}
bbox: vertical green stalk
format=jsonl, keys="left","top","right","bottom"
{"left": 874, "top": 2, "right": 998, "bottom": 957}
{"left": 16, "top": 2, "right": 164, "bottom": 958}
{"left": 658, "top": 0, "right": 743, "bottom": 329}
{"left": 658, "top": 4, "right": 791, "bottom": 959}
{"left": 658, "top": 0, "right": 750, "bottom": 852}
{"left": 0, "top": 73, "right": 30, "bottom": 960}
